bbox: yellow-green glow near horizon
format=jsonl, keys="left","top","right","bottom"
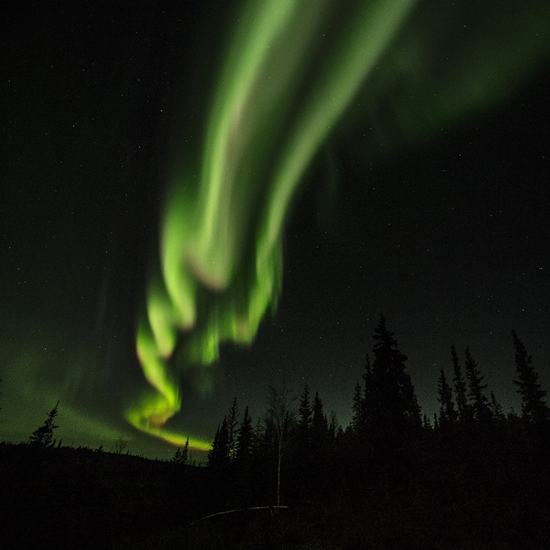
{"left": 125, "top": 0, "right": 550, "bottom": 449}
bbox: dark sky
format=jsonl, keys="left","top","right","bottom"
{"left": 1, "top": 1, "right": 549, "bottom": 459}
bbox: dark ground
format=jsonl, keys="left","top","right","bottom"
{"left": 1, "top": 440, "right": 548, "bottom": 549}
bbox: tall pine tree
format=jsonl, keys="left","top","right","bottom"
{"left": 512, "top": 331, "right": 550, "bottom": 427}
{"left": 298, "top": 383, "right": 312, "bottom": 437}
{"left": 451, "top": 345, "right": 470, "bottom": 423}
{"left": 236, "top": 406, "right": 254, "bottom": 465}
{"left": 311, "top": 392, "right": 328, "bottom": 439}
{"left": 437, "top": 368, "right": 457, "bottom": 427}
{"left": 464, "top": 347, "right": 491, "bottom": 423}
{"left": 226, "top": 397, "right": 239, "bottom": 460}
{"left": 363, "top": 315, "right": 421, "bottom": 460}
{"left": 351, "top": 381, "right": 364, "bottom": 435}
{"left": 207, "top": 418, "right": 230, "bottom": 469}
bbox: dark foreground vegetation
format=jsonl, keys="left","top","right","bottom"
{"left": 1, "top": 316, "right": 549, "bottom": 549}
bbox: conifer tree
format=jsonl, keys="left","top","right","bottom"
{"left": 367, "top": 315, "right": 421, "bottom": 433}
{"left": 512, "top": 331, "right": 550, "bottom": 427}
{"left": 298, "top": 383, "right": 312, "bottom": 437}
{"left": 207, "top": 418, "right": 230, "bottom": 469}
{"left": 451, "top": 345, "right": 470, "bottom": 423}
{"left": 464, "top": 347, "right": 491, "bottom": 423}
{"left": 171, "top": 447, "right": 182, "bottom": 463}
{"left": 29, "top": 401, "right": 59, "bottom": 448}
{"left": 489, "top": 392, "right": 505, "bottom": 423}
{"left": 351, "top": 381, "right": 364, "bottom": 435}
{"left": 311, "top": 391, "right": 328, "bottom": 438}
{"left": 183, "top": 437, "right": 189, "bottom": 463}
{"left": 437, "top": 368, "right": 457, "bottom": 426}
{"left": 350, "top": 353, "right": 373, "bottom": 437}
{"left": 328, "top": 410, "right": 339, "bottom": 440}
{"left": 236, "top": 406, "right": 253, "bottom": 465}
{"left": 250, "top": 417, "right": 265, "bottom": 458}
{"left": 171, "top": 437, "right": 189, "bottom": 464}
{"left": 359, "top": 316, "right": 422, "bottom": 491}
{"left": 291, "top": 384, "right": 314, "bottom": 497}
{"left": 226, "top": 397, "right": 239, "bottom": 460}
{"left": 306, "top": 391, "right": 329, "bottom": 492}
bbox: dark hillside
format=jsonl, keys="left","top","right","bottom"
{"left": 0, "top": 443, "right": 208, "bottom": 548}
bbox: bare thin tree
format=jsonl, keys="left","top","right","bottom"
{"left": 267, "top": 382, "right": 296, "bottom": 506}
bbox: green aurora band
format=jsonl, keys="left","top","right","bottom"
{"left": 125, "top": 0, "right": 550, "bottom": 450}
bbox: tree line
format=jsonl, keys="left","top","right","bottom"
{"left": 205, "top": 315, "right": 550, "bottom": 513}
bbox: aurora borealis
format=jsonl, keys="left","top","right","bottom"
{"left": 128, "top": 0, "right": 419, "bottom": 449}
{"left": 2, "top": 1, "right": 550, "bottom": 458}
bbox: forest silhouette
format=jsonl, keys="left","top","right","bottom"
{"left": 1, "top": 316, "right": 549, "bottom": 549}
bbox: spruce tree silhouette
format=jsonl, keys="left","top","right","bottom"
{"left": 207, "top": 418, "right": 230, "bottom": 469}
{"left": 437, "top": 368, "right": 457, "bottom": 427}
{"left": 298, "top": 383, "right": 312, "bottom": 438}
{"left": 361, "top": 316, "right": 421, "bottom": 495}
{"left": 464, "top": 347, "right": 491, "bottom": 423}
{"left": 512, "top": 331, "right": 550, "bottom": 427}
{"left": 29, "top": 401, "right": 59, "bottom": 448}
{"left": 236, "top": 406, "right": 253, "bottom": 465}
{"left": 171, "top": 438, "right": 189, "bottom": 464}
{"left": 451, "top": 345, "right": 470, "bottom": 424}
{"left": 368, "top": 315, "right": 421, "bottom": 434}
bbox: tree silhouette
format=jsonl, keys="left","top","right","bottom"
{"left": 267, "top": 383, "right": 295, "bottom": 506}
{"left": 298, "top": 383, "right": 312, "bottom": 437}
{"left": 437, "top": 368, "right": 457, "bottom": 427}
{"left": 351, "top": 381, "right": 364, "bottom": 435}
{"left": 29, "top": 401, "right": 59, "bottom": 448}
{"left": 114, "top": 436, "right": 128, "bottom": 454}
{"left": 311, "top": 391, "right": 328, "bottom": 439}
{"left": 451, "top": 345, "right": 470, "bottom": 423}
{"left": 360, "top": 315, "right": 421, "bottom": 494}
{"left": 512, "top": 330, "right": 550, "bottom": 427}
{"left": 488, "top": 391, "right": 505, "bottom": 423}
{"left": 207, "top": 418, "right": 230, "bottom": 469}
{"left": 464, "top": 347, "right": 491, "bottom": 423}
{"left": 226, "top": 397, "right": 239, "bottom": 460}
{"left": 236, "top": 406, "right": 253, "bottom": 465}
{"left": 171, "top": 437, "right": 189, "bottom": 464}
{"left": 194, "top": 321, "right": 550, "bottom": 548}
{"left": 367, "top": 315, "right": 421, "bottom": 434}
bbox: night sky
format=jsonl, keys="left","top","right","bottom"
{"left": 2, "top": 1, "right": 549, "bottom": 459}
